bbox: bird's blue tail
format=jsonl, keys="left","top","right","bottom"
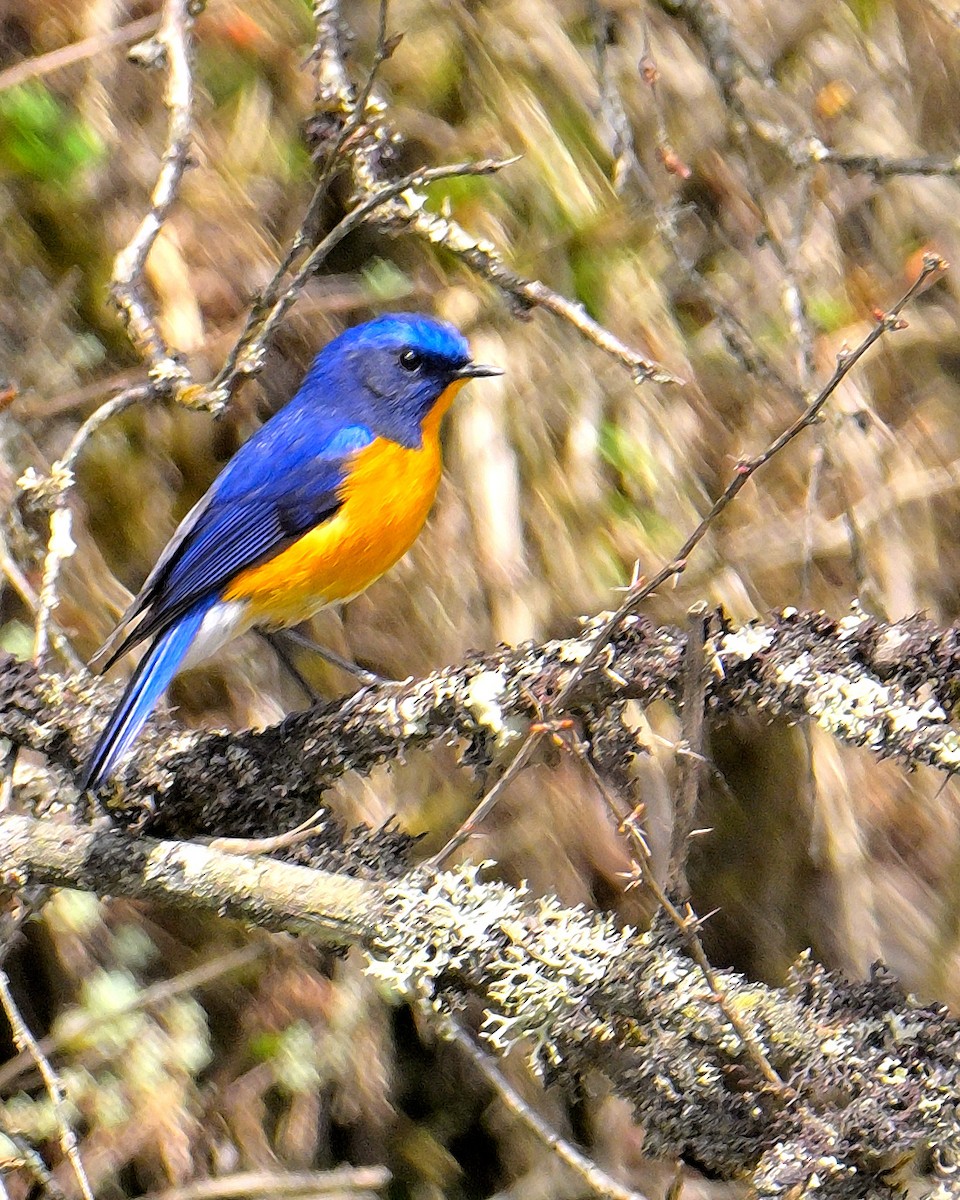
{"left": 81, "top": 599, "right": 214, "bottom": 792}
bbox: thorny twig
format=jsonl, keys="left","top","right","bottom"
{"left": 0, "top": 967, "right": 94, "bottom": 1200}
{"left": 430, "top": 255, "right": 945, "bottom": 866}
{"left": 541, "top": 258, "right": 944, "bottom": 699}
{"left": 110, "top": 0, "right": 196, "bottom": 386}
{"left": 576, "top": 745, "right": 788, "bottom": 1093}
{"left": 447, "top": 1020, "right": 652, "bottom": 1200}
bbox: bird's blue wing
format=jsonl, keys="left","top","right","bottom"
{"left": 97, "top": 419, "right": 373, "bottom": 668}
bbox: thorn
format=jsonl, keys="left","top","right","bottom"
{"left": 639, "top": 53, "right": 659, "bottom": 86}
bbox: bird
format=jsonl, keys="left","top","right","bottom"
{"left": 80, "top": 312, "right": 502, "bottom": 791}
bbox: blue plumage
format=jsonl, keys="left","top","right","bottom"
{"left": 80, "top": 597, "right": 217, "bottom": 791}
{"left": 101, "top": 422, "right": 375, "bottom": 665}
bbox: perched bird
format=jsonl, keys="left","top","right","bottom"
{"left": 80, "top": 312, "right": 501, "bottom": 790}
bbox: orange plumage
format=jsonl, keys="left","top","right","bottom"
{"left": 222, "top": 379, "right": 466, "bottom": 624}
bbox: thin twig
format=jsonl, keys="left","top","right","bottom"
{"left": 672, "top": 602, "right": 709, "bottom": 889}
{"left": 110, "top": 0, "right": 196, "bottom": 385}
{"left": 429, "top": 255, "right": 944, "bottom": 867}
{"left": 591, "top": 4, "right": 649, "bottom": 195}
{"left": 577, "top": 748, "right": 788, "bottom": 1093}
{"left": 795, "top": 139, "right": 960, "bottom": 179}
{"left": 447, "top": 1020, "right": 652, "bottom": 1200}
{"left": 236, "top": 0, "right": 396, "bottom": 330}
{"left": 0, "top": 13, "right": 160, "bottom": 93}
{"left": 28, "top": 386, "right": 149, "bottom": 666}
{"left": 0, "top": 966, "right": 95, "bottom": 1200}
{"left": 0, "top": 1114, "right": 68, "bottom": 1200}
{"left": 310, "top": 0, "right": 679, "bottom": 386}
{"left": 629, "top": 18, "right": 802, "bottom": 401}
{"left": 0, "top": 516, "right": 85, "bottom": 672}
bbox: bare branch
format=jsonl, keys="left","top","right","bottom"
{"left": 23, "top": 385, "right": 149, "bottom": 666}
{"left": 110, "top": 0, "right": 197, "bottom": 387}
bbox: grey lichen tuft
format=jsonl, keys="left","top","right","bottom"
{"left": 366, "top": 864, "right": 634, "bottom": 1074}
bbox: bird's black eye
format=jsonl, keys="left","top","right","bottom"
{"left": 398, "top": 348, "right": 423, "bottom": 372}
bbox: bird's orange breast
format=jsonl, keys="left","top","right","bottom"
{"left": 222, "top": 381, "right": 464, "bottom": 626}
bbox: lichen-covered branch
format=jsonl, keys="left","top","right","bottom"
{"left": 3, "top": 608, "right": 960, "bottom": 840}
{"left": 1, "top": 813, "right": 957, "bottom": 1198}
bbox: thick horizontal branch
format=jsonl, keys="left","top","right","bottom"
{"left": 1, "top": 813, "right": 957, "bottom": 1197}
{"left": 2, "top": 608, "right": 960, "bottom": 839}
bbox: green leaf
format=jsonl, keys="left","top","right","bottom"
{"left": 0, "top": 82, "right": 105, "bottom": 184}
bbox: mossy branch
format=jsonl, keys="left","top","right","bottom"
{"left": 1, "top": 813, "right": 957, "bottom": 1198}
{"left": 3, "top": 607, "right": 960, "bottom": 840}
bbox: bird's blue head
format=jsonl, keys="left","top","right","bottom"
{"left": 301, "top": 313, "right": 501, "bottom": 448}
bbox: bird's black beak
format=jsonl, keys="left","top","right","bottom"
{"left": 454, "top": 361, "right": 504, "bottom": 379}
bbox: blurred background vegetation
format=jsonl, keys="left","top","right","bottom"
{"left": 3, "top": 0, "right": 960, "bottom": 1196}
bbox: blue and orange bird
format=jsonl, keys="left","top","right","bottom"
{"left": 80, "top": 313, "right": 502, "bottom": 790}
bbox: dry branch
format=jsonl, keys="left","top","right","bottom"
{"left": 110, "top": 0, "right": 197, "bottom": 383}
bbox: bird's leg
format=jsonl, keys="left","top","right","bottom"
{"left": 260, "top": 630, "right": 323, "bottom": 702}
{"left": 267, "top": 627, "right": 392, "bottom": 688}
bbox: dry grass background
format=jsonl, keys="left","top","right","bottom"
{"left": 3, "top": 0, "right": 960, "bottom": 1196}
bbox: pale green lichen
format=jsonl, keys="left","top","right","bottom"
{"left": 930, "top": 729, "right": 960, "bottom": 770}
{"left": 367, "top": 864, "right": 635, "bottom": 1075}
{"left": 776, "top": 655, "right": 950, "bottom": 754}
{"left": 482, "top": 894, "right": 634, "bottom": 1070}
{"left": 366, "top": 862, "right": 520, "bottom": 1002}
